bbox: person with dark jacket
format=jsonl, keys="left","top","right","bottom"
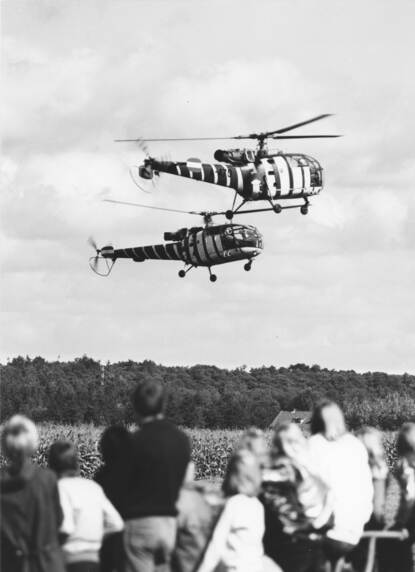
{"left": 0, "top": 415, "right": 65, "bottom": 572}
{"left": 94, "top": 425, "right": 132, "bottom": 572}
{"left": 123, "top": 378, "right": 191, "bottom": 572}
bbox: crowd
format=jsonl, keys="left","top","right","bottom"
{"left": 2, "top": 379, "right": 415, "bottom": 572}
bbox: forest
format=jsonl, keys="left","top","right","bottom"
{"left": 1, "top": 356, "right": 414, "bottom": 430}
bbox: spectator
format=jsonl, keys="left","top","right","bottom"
{"left": 237, "top": 428, "right": 269, "bottom": 469}
{"left": 0, "top": 415, "right": 65, "bottom": 572}
{"left": 350, "top": 427, "right": 389, "bottom": 571}
{"left": 123, "top": 378, "right": 191, "bottom": 572}
{"left": 172, "top": 462, "right": 223, "bottom": 572}
{"left": 94, "top": 425, "right": 132, "bottom": 572}
{"left": 356, "top": 426, "right": 389, "bottom": 527}
{"left": 49, "top": 440, "right": 123, "bottom": 572}
{"left": 197, "top": 449, "right": 281, "bottom": 572}
{"left": 308, "top": 400, "right": 373, "bottom": 567}
{"left": 261, "top": 422, "right": 333, "bottom": 572}
{"left": 385, "top": 422, "right": 415, "bottom": 572}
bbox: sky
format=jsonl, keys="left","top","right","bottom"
{"left": 1, "top": 0, "right": 415, "bottom": 373}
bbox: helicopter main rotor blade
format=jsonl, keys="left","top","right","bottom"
{"left": 103, "top": 198, "right": 224, "bottom": 218}
{"left": 264, "top": 114, "right": 334, "bottom": 136}
{"left": 114, "top": 115, "right": 339, "bottom": 143}
{"left": 115, "top": 137, "right": 237, "bottom": 143}
{"left": 270, "top": 134, "right": 341, "bottom": 139}
{"left": 103, "top": 199, "right": 201, "bottom": 215}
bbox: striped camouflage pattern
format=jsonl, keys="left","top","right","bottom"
{"left": 151, "top": 153, "right": 323, "bottom": 201}
{"left": 101, "top": 224, "right": 263, "bottom": 268}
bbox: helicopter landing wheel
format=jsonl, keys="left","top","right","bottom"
{"left": 209, "top": 274, "right": 217, "bottom": 283}
{"left": 225, "top": 210, "right": 234, "bottom": 220}
{"left": 178, "top": 269, "right": 186, "bottom": 278}
{"left": 300, "top": 205, "right": 309, "bottom": 215}
{"left": 273, "top": 204, "right": 282, "bottom": 214}
{"left": 244, "top": 262, "right": 252, "bottom": 272}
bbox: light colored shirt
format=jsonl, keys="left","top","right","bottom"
{"left": 308, "top": 433, "right": 373, "bottom": 545}
{"left": 197, "top": 494, "right": 265, "bottom": 572}
{"left": 59, "top": 476, "right": 124, "bottom": 563}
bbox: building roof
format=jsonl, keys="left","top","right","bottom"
{"left": 270, "top": 409, "right": 312, "bottom": 428}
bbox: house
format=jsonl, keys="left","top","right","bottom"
{"left": 270, "top": 409, "right": 312, "bottom": 432}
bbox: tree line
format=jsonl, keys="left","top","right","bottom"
{"left": 1, "top": 356, "right": 414, "bottom": 430}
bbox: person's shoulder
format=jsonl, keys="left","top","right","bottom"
{"left": 308, "top": 433, "right": 327, "bottom": 449}
{"left": 153, "top": 419, "right": 190, "bottom": 442}
{"left": 342, "top": 433, "right": 367, "bottom": 453}
{"left": 33, "top": 464, "right": 58, "bottom": 485}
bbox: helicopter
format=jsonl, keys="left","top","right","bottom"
{"left": 116, "top": 114, "right": 340, "bottom": 218}
{"left": 89, "top": 203, "right": 263, "bottom": 282}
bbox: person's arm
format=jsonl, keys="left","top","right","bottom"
{"left": 101, "top": 490, "right": 124, "bottom": 535}
{"left": 196, "top": 498, "right": 234, "bottom": 572}
{"left": 57, "top": 481, "right": 75, "bottom": 540}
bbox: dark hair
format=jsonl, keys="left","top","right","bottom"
{"left": 397, "top": 423, "right": 415, "bottom": 456}
{"left": 132, "top": 379, "right": 166, "bottom": 417}
{"left": 99, "top": 425, "right": 131, "bottom": 465}
{"left": 48, "top": 440, "right": 79, "bottom": 476}
{"left": 310, "top": 399, "right": 346, "bottom": 437}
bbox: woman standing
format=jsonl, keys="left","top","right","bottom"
{"left": 0, "top": 415, "right": 65, "bottom": 572}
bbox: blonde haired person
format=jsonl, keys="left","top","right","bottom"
{"left": 1, "top": 415, "right": 65, "bottom": 572}
{"left": 308, "top": 401, "right": 373, "bottom": 567}
{"left": 261, "top": 422, "right": 333, "bottom": 572}
{"left": 237, "top": 428, "right": 269, "bottom": 469}
{"left": 197, "top": 449, "right": 281, "bottom": 572}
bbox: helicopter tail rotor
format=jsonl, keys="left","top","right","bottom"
{"left": 88, "top": 237, "right": 115, "bottom": 276}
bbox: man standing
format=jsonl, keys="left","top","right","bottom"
{"left": 124, "top": 379, "right": 191, "bottom": 572}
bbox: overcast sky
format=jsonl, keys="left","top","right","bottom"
{"left": 1, "top": 0, "right": 415, "bottom": 373}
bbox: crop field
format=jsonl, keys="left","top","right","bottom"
{"left": 0, "top": 423, "right": 402, "bottom": 524}
{"left": 0, "top": 423, "right": 399, "bottom": 479}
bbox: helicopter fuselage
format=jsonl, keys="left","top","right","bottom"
{"left": 140, "top": 152, "right": 323, "bottom": 202}
{"left": 98, "top": 223, "right": 263, "bottom": 270}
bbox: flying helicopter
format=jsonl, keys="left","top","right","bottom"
{"left": 116, "top": 114, "right": 340, "bottom": 218}
{"left": 89, "top": 202, "right": 263, "bottom": 282}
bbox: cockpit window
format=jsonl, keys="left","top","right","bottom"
{"left": 222, "top": 226, "right": 262, "bottom": 249}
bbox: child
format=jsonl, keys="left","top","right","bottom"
{"left": 261, "top": 422, "right": 333, "bottom": 572}
{"left": 172, "top": 461, "right": 223, "bottom": 572}
{"left": 197, "top": 449, "right": 281, "bottom": 572}
{"left": 49, "top": 440, "right": 124, "bottom": 572}
{"left": 237, "top": 428, "right": 269, "bottom": 469}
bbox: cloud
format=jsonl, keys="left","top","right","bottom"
{"left": 1, "top": 0, "right": 414, "bottom": 373}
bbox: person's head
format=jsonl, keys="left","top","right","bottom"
{"left": 99, "top": 425, "right": 131, "bottom": 466}
{"left": 1, "top": 415, "right": 39, "bottom": 465}
{"left": 272, "top": 422, "right": 307, "bottom": 461}
{"left": 132, "top": 378, "right": 166, "bottom": 422}
{"left": 183, "top": 461, "right": 196, "bottom": 485}
{"left": 356, "top": 426, "right": 386, "bottom": 470}
{"left": 397, "top": 423, "right": 415, "bottom": 466}
{"left": 222, "top": 449, "right": 262, "bottom": 498}
{"left": 48, "top": 440, "right": 79, "bottom": 478}
{"left": 311, "top": 400, "right": 347, "bottom": 441}
{"left": 238, "top": 428, "right": 268, "bottom": 467}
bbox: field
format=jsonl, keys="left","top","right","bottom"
{"left": 0, "top": 423, "right": 399, "bottom": 479}
{"left": 0, "top": 423, "right": 402, "bottom": 525}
